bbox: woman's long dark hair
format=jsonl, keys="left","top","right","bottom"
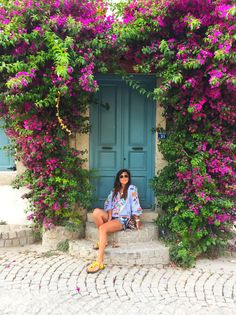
{"left": 112, "top": 169, "right": 131, "bottom": 200}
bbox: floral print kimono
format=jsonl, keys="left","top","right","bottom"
{"left": 104, "top": 184, "right": 142, "bottom": 218}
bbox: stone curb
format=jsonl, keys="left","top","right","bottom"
{"left": 0, "top": 225, "right": 36, "bottom": 247}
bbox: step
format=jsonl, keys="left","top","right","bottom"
{"left": 85, "top": 222, "right": 158, "bottom": 244}
{"left": 87, "top": 211, "right": 159, "bottom": 223}
{"left": 69, "top": 239, "right": 169, "bottom": 266}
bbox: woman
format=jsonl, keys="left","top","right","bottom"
{"left": 86, "top": 169, "right": 142, "bottom": 273}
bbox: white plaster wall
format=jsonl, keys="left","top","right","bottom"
{"left": 0, "top": 161, "right": 30, "bottom": 225}
{"left": 155, "top": 100, "right": 167, "bottom": 172}
{"left": 69, "top": 107, "right": 90, "bottom": 170}
{"left": 0, "top": 185, "right": 30, "bottom": 225}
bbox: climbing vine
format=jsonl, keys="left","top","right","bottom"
{"left": 0, "top": 0, "right": 115, "bottom": 229}
{"left": 114, "top": 0, "right": 236, "bottom": 266}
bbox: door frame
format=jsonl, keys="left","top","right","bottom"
{"left": 89, "top": 74, "right": 156, "bottom": 209}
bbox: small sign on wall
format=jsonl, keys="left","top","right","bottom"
{"left": 158, "top": 132, "right": 167, "bottom": 140}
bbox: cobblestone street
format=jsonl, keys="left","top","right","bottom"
{"left": 0, "top": 245, "right": 236, "bottom": 315}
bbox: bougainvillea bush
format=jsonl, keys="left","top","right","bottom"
{"left": 0, "top": 0, "right": 235, "bottom": 267}
{"left": 0, "top": 0, "right": 115, "bottom": 229}
{"left": 114, "top": 0, "right": 236, "bottom": 266}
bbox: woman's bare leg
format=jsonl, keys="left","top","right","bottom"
{"left": 97, "top": 220, "right": 123, "bottom": 264}
{"left": 92, "top": 208, "right": 108, "bottom": 228}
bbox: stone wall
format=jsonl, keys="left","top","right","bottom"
{"left": 0, "top": 225, "right": 36, "bottom": 247}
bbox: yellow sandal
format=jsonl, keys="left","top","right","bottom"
{"left": 86, "top": 261, "right": 105, "bottom": 273}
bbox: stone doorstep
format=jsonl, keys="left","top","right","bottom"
{"left": 69, "top": 239, "right": 169, "bottom": 266}
{"left": 85, "top": 222, "right": 159, "bottom": 244}
{"left": 86, "top": 210, "right": 159, "bottom": 223}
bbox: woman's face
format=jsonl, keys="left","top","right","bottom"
{"left": 119, "top": 172, "right": 129, "bottom": 185}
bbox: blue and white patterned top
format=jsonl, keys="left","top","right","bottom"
{"left": 104, "top": 184, "right": 142, "bottom": 217}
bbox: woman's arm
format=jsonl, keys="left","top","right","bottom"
{"left": 129, "top": 185, "right": 142, "bottom": 229}
{"left": 104, "top": 191, "right": 113, "bottom": 221}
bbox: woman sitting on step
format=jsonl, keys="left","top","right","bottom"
{"left": 86, "top": 169, "right": 142, "bottom": 273}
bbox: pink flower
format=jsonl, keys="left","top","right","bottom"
{"left": 52, "top": 203, "right": 61, "bottom": 211}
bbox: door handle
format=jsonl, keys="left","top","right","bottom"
{"left": 102, "top": 146, "right": 112, "bottom": 149}
{"left": 132, "top": 147, "right": 143, "bottom": 150}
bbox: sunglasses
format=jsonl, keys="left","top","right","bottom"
{"left": 119, "top": 174, "right": 129, "bottom": 179}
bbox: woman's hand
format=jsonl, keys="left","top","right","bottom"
{"left": 108, "top": 209, "right": 112, "bottom": 222}
{"left": 134, "top": 215, "right": 141, "bottom": 230}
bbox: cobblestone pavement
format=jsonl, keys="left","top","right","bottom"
{"left": 0, "top": 245, "right": 236, "bottom": 315}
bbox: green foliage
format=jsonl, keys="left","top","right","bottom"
{"left": 31, "top": 227, "right": 42, "bottom": 242}
{"left": 60, "top": 220, "right": 83, "bottom": 233}
{"left": 41, "top": 250, "right": 60, "bottom": 257}
{"left": 169, "top": 243, "right": 196, "bottom": 268}
{"left": 185, "top": 15, "right": 202, "bottom": 31}
{"left": 44, "top": 31, "right": 71, "bottom": 79}
{"left": 0, "top": 0, "right": 110, "bottom": 228}
{"left": 57, "top": 239, "right": 69, "bottom": 252}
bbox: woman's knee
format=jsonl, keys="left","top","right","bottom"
{"left": 92, "top": 208, "right": 101, "bottom": 218}
{"left": 98, "top": 224, "right": 107, "bottom": 234}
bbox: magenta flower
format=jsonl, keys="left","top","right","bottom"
{"left": 52, "top": 203, "right": 61, "bottom": 211}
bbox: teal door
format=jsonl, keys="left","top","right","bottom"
{"left": 0, "top": 120, "right": 15, "bottom": 171}
{"left": 90, "top": 75, "right": 156, "bottom": 209}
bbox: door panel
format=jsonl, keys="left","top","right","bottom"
{"left": 90, "top": 84, "right": 122, "bottom": 205}
{"left": 128, "top": 151, "right": 146, "bottom": 169}
{"left": 99, "top": 86, "right": 117, "bottom": 145}
{"left": 123, "top": 80, "right": 154, "bottom": 208}
{"left": 90, "top": 76, "right": 156, "bottom": 209}
{"left": 128, "top": 91, "right": 147, "bottom": 145}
